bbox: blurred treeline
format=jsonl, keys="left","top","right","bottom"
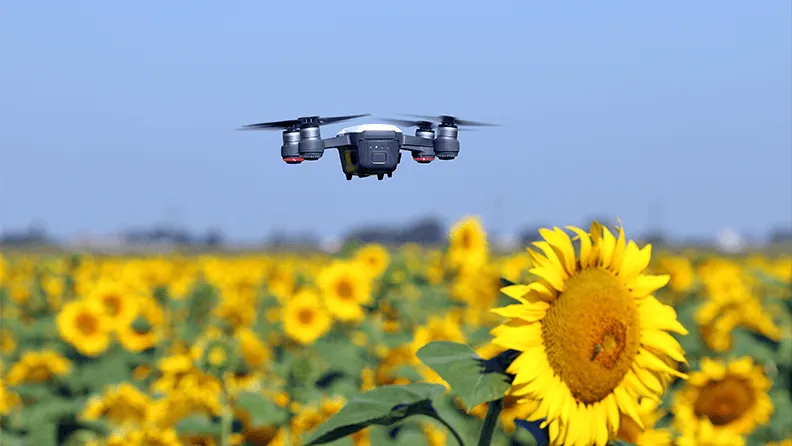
{"left": 2, "top": 217, "right": 791, "bottom": 251}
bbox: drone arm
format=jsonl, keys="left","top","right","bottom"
{"left": 322, "top": 134, "right": 352, "bottom": 150}
{"left": 400, "top": 135, "right": 434, "bottom": 151}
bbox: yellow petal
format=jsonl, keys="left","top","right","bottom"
{"left": 528, "top": 266, "right": 566, "bottom": 292}
{"left": 500, "top": 284, "right": 532, "bottom": 301}
{"left": 603, "top": 393, "right": 620, "bottom": 431}
{"left": 532, "top": 241, "right": 570, "bottom": 281}
{"left": 599, "top": 227, "right": 617, "bottom": 268}
{"left": 544, "top": 376, "right": 565, "bottom": 423}
{"left": 527, "top": 248, "right": 554, "bottom": 270}
{"left": 621, "top": 368, "right": 657, "bottom": 401}
{"left": 566, "top": 226, "right": 592, "bottom": 268}
{"left": 593, "top": 401, "right": 609, "bottom": 446}
{"left": 490, "top": 323, "right": 543, "bottom": 351}
{"left": 609, "top": 228, "right": 628, "bottom": 276}
{"left": 638, "top": 296, "right": 689, "bottom": 335}
{"left": 635, "top": 348, "right": 688, "bottom": 379}
{"left": 640, "top": 329, "right": 688, "bottom": 364}
{"left": 629, "top": 274, "right": 671, "bottom": 299}
{"left": 613, "top": 386, "right": 644, "bottom": 430}
{"left": 507, "top": 348, "right": 547, "bottom": 385}
{"left": 539, "top": 227, "right": 576, "bottom": 276}
{"left": 490, "top": 303, "right": 548, "bottom": 323}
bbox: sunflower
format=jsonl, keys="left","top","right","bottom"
{"left": 653, "top": 254, "right": 695, "bottom": 300}
{"left": 673, "top": 357, "right": 773, "bottom": 437}
{"left": 117, "top": 296, "right": 165, "bottom": 353}
{"left": 80, "top": 382, "right": 152, "bottom": 427}
{"left": 86, "top": 279, "right": 139, "bottom": 328}
{"left": 489, "top": 222, "right": 689, "bottom": 446}
{"left": 446, "top": 216, "right": 488, "bottom": 271}
{"left": 0, "top": 378, "right": 20, "bottom": 415}
{"left": 0, "top": 329, "right": 16, "bottom": 355}
{"left": 354, "top": 243, "right": 391, "bottom": 278}
{"left": 5, "top": 350, "right": 72, "bottom": 385}
{"left": 317, "top": 260, "right": 373, "bottom": 323}
{"left": 56, "top": 298, "right": 112, "bottom": 357}
{"left": 235, "top": 327, "right": 271, "bottom": 369}
{"left": 283, "top": 288, "right": 332, "bottom": 345}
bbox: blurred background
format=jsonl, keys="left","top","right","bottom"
{"left": 1, "top": 1, "right": 790, "bottom": 252}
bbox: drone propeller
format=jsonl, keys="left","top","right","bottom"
{"left": 237, "top": 113, "right": 372, "bottom": 131}
{"left": 401, "top": 114, "right": 499, "bottom": 128}
{"left": 380, "top": 118, "right": 437, "bottom": 129}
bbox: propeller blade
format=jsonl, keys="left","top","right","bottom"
{"left": 381, "top": 118, "right": 436, "bottom": 129}
{"left": 401, "top": 114, "right": 499, "bottom": 127}
{"left": 236, "top": 113, "right": 372, "bottom": 131}
{"left": 319, "top": 113, "right": 373, "bottom": 125}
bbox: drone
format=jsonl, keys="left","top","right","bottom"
{"left": 236, "top": 113, "right": 498, "bottom": 180}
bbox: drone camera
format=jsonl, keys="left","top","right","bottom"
{"left": 433, "top": 125, "right": 460, "bottom": 160}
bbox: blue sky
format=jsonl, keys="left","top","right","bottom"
{"left": 1, "top": 1, "right": 790, "bottom": 241}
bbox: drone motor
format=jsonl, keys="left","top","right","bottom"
{"left": 434, "top": 125, "right": 460, "bottom": 160}
{"left": 298, "top": 125, "right": 324, "bottom": 161}
{"left": 281, "top": 130, "right": 302, "bottom": 164}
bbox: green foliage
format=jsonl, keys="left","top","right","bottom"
{"left": 416, "top": 341, "right": 513, "bottom": 412}
{"left": 234, "top": 391, "right": 289, "bottom": 428}
{"left": 175, "top": 415, "right": 224, "bottom": 436}
{"left": 303, "top": 383, "right": 446, "bottom": 445}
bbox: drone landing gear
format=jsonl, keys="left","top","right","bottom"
{"left": 345, "top": 173, "right": 353, "bottom": 181}
{"left": 377, "top": 174, "right": 384, "bottom": 181}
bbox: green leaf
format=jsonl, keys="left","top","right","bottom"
{"left": 303, "top": 383, "right": 446, "bottom": 445}
{"left": 62, "top": 429, "right": 102, "bottom": 446}
{"left": 234, "top": 391, "right": 288, "bottom": 428}
{"left": 65, "top": 351, "right": 132, "bottom": 393}
{"left": 175, "top": 415, "right": 222, "bottom": 436}
{"left": 416, "top": 341, "right": 512, "bottom": 412}
{"left": 315, "top": 338, "right": 367, "bottom": 376}
{"left": 9, "top": 383, "right": 52, "bottom": 401}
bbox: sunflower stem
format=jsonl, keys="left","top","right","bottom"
{"left": 477, "top": 398, "right": 503, "bottom": 446}
{"left": 220, "top": 405, "right": 233, "bottom": 446}
{"left": 424, "top": 411, "right": 466, "bottom": 446}
{"left": 220, "top": 387, "right": 233, "bottom": 446}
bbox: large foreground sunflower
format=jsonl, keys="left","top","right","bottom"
{"left": 490, "top": 222, "right": 689, "bottom": 446}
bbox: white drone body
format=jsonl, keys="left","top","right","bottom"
{"left": 336, "top": 123, "right": 404, "bottom": 136}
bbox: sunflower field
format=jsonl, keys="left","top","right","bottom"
{"left": 1, "top": 217, "right": 791, "bottom": 446}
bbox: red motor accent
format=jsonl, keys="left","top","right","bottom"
{"left": 413, "top": 156, "right": 434, "bottom": 164}
{"left": 283, "top": 157, "right": 304, "bottom": 164}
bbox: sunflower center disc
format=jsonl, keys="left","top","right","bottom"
{"left": 297, "top": 308, "right": 315, "bottom": 325}
{"left": 76, "top": 313, "right": 99, "bottom": 335}
{"left": 542, "top": 267, "right": 640, "bottom": 404}
{"left": 336, "top": 280, "right": 354, "bottom": 300}
{"left": 694, "top": 376, "right": 754, "bottom": 426}
{"left": 104, "top": 296, "right": 121, "bottom": 315}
